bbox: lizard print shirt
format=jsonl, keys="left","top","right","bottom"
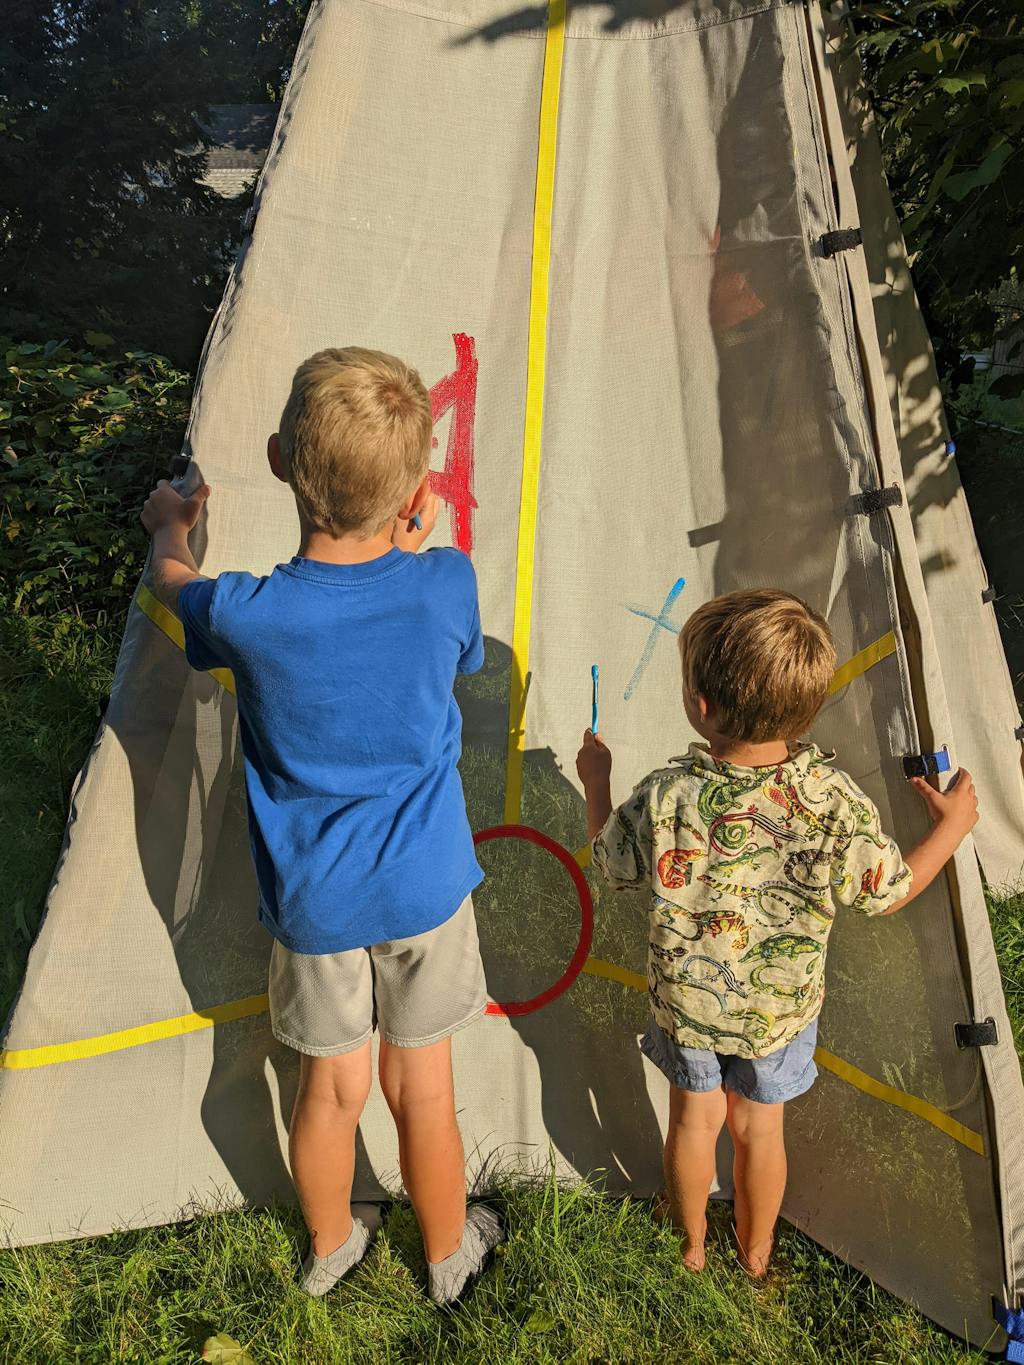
{"left": 592, "top": 743, "right": 912, "bottom": 1058}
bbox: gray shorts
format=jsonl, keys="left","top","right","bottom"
{"left": 269, "top": 897, "right": 488, "bottom": 1056}
{"left": 641, "top": 1015, "right": 819, "bottom": 1105}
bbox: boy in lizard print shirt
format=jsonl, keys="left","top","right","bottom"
{"left": 576, "top": 589, "right": 979, "bottom": 1278}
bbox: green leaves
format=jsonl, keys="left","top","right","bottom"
{"left": 942, "top": 142, "right": 1015, "bottom": 201}
{"left": 855, "top": 0, "right": 1024, "bottom": 370}
{"left": 934, "top": 71, "right": 986, "bottom": 95}
{"left": 0, "top": 336, "right": 191, "bottom": 623}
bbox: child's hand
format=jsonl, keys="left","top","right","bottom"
{"left": 909, "top": 767, "right": 979, "bottom": 838}
{"left": 576, "top": 729, "right": 612, "bottom": 788}
{"left": 141, "top": 480, "right": 210, "bottom": 537}
{"left": 391, "top": 491, "right": 438, "bottom": 552}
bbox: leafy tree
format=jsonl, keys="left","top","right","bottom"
{"left": 0, "top": 334, "right": 192, "bottom": 621}
{"left": 850, "top": 0, "right": 1023, "bottom": 389}
{"left": 0, "top": 2, "right": 308, "bottom": 367}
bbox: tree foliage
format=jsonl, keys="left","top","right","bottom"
{"left": 0, "top": 335, "right": 192, "bottom": 620}
{"left": 850, "top": 0, "right": 1023, "bottom": 383}
{"left": 0, "top": 2, "right": 307, "bottom": 366}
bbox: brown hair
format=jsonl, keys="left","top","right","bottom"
{"left": 677, "top": 589, "right": 836, "bottom": 742}
{"left": 278, "top": 347, "right": 432, "bottom": 536}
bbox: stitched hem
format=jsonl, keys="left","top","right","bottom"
{"left": 380, "top": 1000, "right": 487, "bottom": 1049}
{"left": 271, "top": 1025, "right": 374, "bottom": 1057}
{"left": 722, "top": 1063, "right": 819, "bottom": 1106}
{"left": 640, "top": 1031, "right": 723, "bottom": 1093}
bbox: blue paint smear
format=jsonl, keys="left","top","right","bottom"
{"left": 623, "top": 577, "right": 686, "bottom": 702}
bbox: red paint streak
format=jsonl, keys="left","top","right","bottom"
{"left": 428, "top": 333, "right": 478, "bottom": 556}
{"left": 473, "top": 825, "right": 594, "bottom": 1018}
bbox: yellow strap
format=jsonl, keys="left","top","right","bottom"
{"left": 814, "top": 1046, "right": 985, "bottom": 1156}
{"left": 582, "top": 956, "right": 647, "bottom": 993}
{"left": 827, "top": 630, "right": 897, "bottom": 696}
{"left": 503, "top": 0, "right": 566, "bottom": 826}
{"left": 136, "top": 582, "right": 236, "bottom": 696}
{"left": 0, "top": 994, "right": 268, "bottom": 1071}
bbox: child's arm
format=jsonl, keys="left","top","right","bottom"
{"left": 880, "top": 770, "right": 978, "bottom": 915}
{"left": 576, "top": 729, "right": 613, "bottom": 840}
{"left": 141, "top": 479, "right": 211, "bottom": 613}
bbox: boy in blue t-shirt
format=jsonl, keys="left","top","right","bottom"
{"left": 142, "top": 346, "right": 503, "bottom": 1304}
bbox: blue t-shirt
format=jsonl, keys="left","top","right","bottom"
{"left": 178, "top": 547, "right": 485, "bottom": 954}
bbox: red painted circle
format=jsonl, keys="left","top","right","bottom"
{"left": 473, "top": 824, "right": 594, "bottom": 1018}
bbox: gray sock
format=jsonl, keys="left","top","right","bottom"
{"left": 300, "top": 1203, "right": 383, "bottom": 1297}
{"left": 427, "top": 1203, "right": 505, "bottom": 1306}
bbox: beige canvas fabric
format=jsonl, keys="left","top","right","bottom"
{"left": 1, "top": 0, "right": 1022, "bottom": 1346}
{"left": 828, "top": 13, "right": 1024, "bottom": 895}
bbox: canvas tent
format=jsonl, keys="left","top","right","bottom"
{"left": 2, "top": 0, "right": 1024, "bottom": 1348}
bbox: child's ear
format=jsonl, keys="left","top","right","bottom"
{"left": 695, "top": 693, "right": 712, "bottom": 722}
{"left": 397, "top": 474, "right": 431, "bottom": 521}
{"left": 267, "top": 433, "right": 287, "bottom": 483}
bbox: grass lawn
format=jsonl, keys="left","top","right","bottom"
{"left": 1, "top": 605, "right": 1021, "bottom": 1364}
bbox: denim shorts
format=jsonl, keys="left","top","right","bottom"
{"left": 640, "top": 1015, "right": 819, "bottom": 1105}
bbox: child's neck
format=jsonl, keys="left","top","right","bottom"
{"left": 297, "top": 523, "right": 394, "bottom": 566}
{"left": 704, "top": 735, "right": 792, "bottom": 768}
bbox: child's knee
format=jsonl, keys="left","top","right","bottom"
{"left": 299, "top": 1049, "right": 372, "bottom": 1112}
{"left": 669, "top": 1083, "right": 728, "bottom": 1135}
{"left": 378, "top": 1039, "right": 455, "bottom": 1117}
{"left": 725, "top": 1091, "right": 785, "bottom": 1145}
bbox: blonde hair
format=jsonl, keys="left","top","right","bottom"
{"left": 278, "top": 347, "right": 432, "bottom": 536}
{"left": 677, "top": 589, "right": 836, "bottom": 742}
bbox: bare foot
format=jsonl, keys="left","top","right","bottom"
{"left": 682, "top": 1219, "right": 708, "bottom": 1272}
{"left": 737, "top": 1234, "right": 774, "bottom": 1279}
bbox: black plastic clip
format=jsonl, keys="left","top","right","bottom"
{"left": 850, "top": 485, "right": 903, "bottom": 516}
{"left": 902, "top": 748, "right": 951, "bottom": 779}
{"left": 1015, "top": 724, "right": 1024, "bottom": 743}
{"left": 982, "top": 585, "right": 998, "bottom": 604}
{"left": 170, "top": 454, "right": 190, "bottom": 480}
{"left": 955, "top": 1018, "right": 998, "bottom": 1049}
{"left": 821, "top": 228, "right": 863, "bottom": 257}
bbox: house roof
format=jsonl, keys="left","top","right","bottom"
{"left": 202, "top": 104, "right": 277, "bottom": 171}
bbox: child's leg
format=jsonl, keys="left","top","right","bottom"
{"left": 663, "top": 1083, "right": 729, "bottom": 1269}
{"left": 289, "top": 1043, "right": 373, "bottom": 1256}
{"left": 725, "top": 1091, "right": 786, "bottom": 1275}
{"left": 721, "top": 1019, "right": 818, "bottom": 1276}
{"left": 378, "top": 1035, "right": 465, "bottom": 1262}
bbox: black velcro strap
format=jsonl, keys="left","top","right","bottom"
{"left": 170, "top": 454, "right": 190, "bottom": 479}
{"left": 902, "top": 749, "right": 951, "bottom": 779}
{"left": 955, "top": 1018, "right": 998, "bottom": 1049}
{"left": 982, "top": 585, "right": 998, "bottom": 604}
{"left": 850, "top": 485, "right": 903, "bottom": 516}
{"left": 821, "top": 228, "right": 863, "bottom": 257}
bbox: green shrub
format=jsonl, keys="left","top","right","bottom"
{"left": 0, "top": 335, "right": 192, "bottom": 622}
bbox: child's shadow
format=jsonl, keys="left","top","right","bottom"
{"left": 457, "top": 639, "right": 664, "bottom": 1192}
